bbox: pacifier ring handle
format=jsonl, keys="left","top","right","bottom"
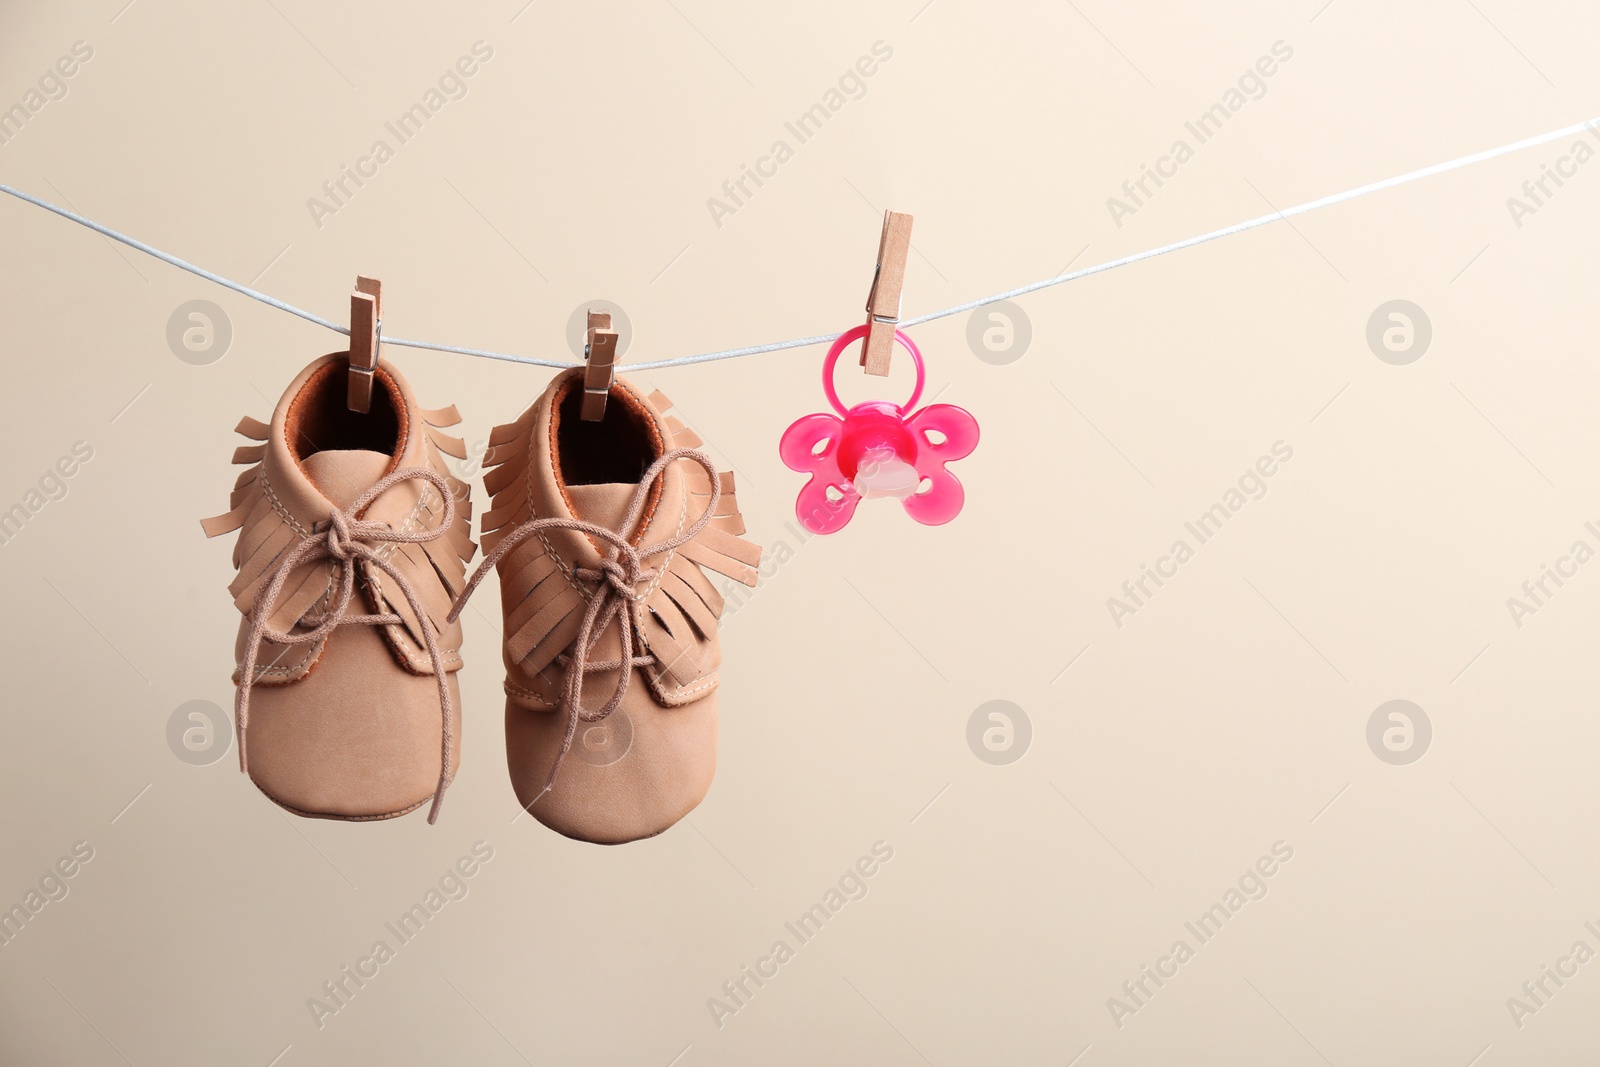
{"left": 822, "top": 325, "right": 926, "bottom": 417}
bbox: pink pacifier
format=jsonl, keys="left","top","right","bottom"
{"left": 780, "top": 325, "right": 980, "bottom": 535}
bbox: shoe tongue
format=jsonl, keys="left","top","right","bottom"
{"left": 565, "top": 482, "right": 641, "bottom": 538}
{"left": 299, "top": 450, "right": 392, "bottom": 511}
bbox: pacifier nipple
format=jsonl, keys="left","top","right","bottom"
{"left": 851, "top": 447, "right": 919, "bottom": 499}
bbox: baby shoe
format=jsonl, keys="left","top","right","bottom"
{"left": 454, "top": 370, "right": 760, "bottom": 843}
{"left": 202, "top": 354, "right": 477, "bottom": 823}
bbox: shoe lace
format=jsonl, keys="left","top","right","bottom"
{"left": 237, "top": 466, "right": 460, "bottom": 824}
{"left": 446, "top": 447, "right": 723, "bottom": 806}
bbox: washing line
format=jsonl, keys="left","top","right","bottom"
{"left": 1, "top": 114, "right": 1590, "bottom": 372}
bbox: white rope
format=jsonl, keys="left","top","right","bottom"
{"left": 4, "top": 114, "right": 1592, "bottom": 373}
{"left": 898, "top": 114, "right": 1600, "bottom": 328}
{"left": 0, "top": 182, "right": 576, "bottom": 370}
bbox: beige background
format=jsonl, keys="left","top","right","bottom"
{"left": 2, "top": 0, "right": 1599, "bottom": 1063}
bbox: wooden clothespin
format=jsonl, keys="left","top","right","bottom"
{"left": 580, "top": 309, "right": 618, "bottom": 421}
{"left": 347, "top": 275, "right": 382, "bottom": 413}
{"left": 862, "top": 211, "right": 913, "bottom": 377}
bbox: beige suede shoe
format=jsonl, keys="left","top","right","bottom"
{"left": 457, "top": 370, "right": 760, "bottom": 843}
{"left": 201, "top": 354, "right": 477, "bottom": 823}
